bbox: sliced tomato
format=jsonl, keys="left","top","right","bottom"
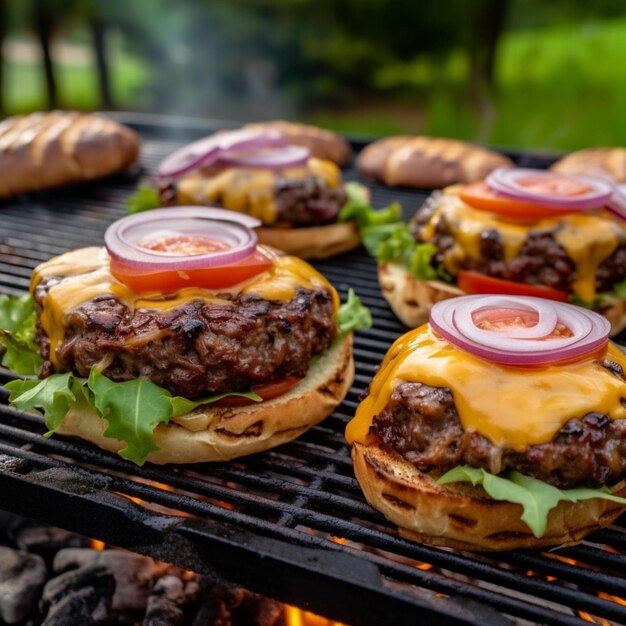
{"left": 110, "top": 249, "right": 273, "bottom": 293}
{"left": 460, "top": 182, "right": 577, "bottom": 221}
{"left": 516, "top": 174, "right": 591, "bottom": 196}
{"left": 457, "top": 271, "right": 569, "bottom": 302}
{"left": 215, "top": 376, "right": 303, "bottom": 407}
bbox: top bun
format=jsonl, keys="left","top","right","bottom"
{"left": 243, "top": 120, "right": 352, "bottom": 166}
{"left": 0, "top": 111, "right": 140, "bottom": 198}
{"left": 357, "top": 136, "right": 513, "bottom": 189}
{"left": 551, "top": 147, "right": 626, "bottom": 182}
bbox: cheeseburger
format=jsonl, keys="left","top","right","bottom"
{"left": 131, "top": 128, "right": 368, "bottom": 259}
{"left": 347, "top": 295, "right": 626, "bottom": 551}
{"left": 5, "top": 207, "right": 371, "bottom": 465}
{"left": 368, "top": 167, "right": 626, "bottom": 335}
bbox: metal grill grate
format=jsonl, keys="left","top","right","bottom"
{"left": 1, "top": 118, "right": 625, "bottom": 626}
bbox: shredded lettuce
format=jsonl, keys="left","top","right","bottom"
{"left": 335, "top": 289, "right": 372, "bottom": 337}
{"left": 437, "top": 466, "right": 626, "bottom": 538}
{"left": 126, "top": 186, "right": 160, "bottom": 215}
{"left": 0, "top": 294, "right": 43, "bottom": 375}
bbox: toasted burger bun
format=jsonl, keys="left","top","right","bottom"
{"left": 357, "top": 136, "right": 513, "bottom": 189}
{"left": 256, "top": 221, "right": 361, "bottom": 259}
{"left": 243, "top": 120, "right": 352, "bottom": 166}
{"left": 378, "top": 261, "right": 626, "bottom": 336}
{"left": 58, "top": 336, "right": 354, "bottom": 464}
{"left": 352, "top": 442, "right": 626, "bottom": 551}
{"left": 550, "top": 147, "right": 626, "bottom": 183}
{"left": 377, "top": 262, "right": 463, "bottom": 328}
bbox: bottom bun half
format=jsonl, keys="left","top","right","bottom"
{"left": 378, "top": 261, "right": 626, "bottom": 336}
{"left": 377, "top": 262, "right": 463, "bottom": 328}
{"left": 352, "top": 442, "right": 626, "bottom": 551}
{"left": 58, "top": 336, "right": 354, "bottom": 464}
{"left": 256, "top": 221, "right": 360, "bottom": 259}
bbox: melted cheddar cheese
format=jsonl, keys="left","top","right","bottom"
{"left": 32, "top": 246, "right": 338, "bottom": 368}
{"left": 175, "top": 158, "right": 342, "bottom": 225}
{"left": 420, "top": 189, "right": 625, "bottom": 302}
{"left": 346, "top": 325, "right": 626, "bottom": 452}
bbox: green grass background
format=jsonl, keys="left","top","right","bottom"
{"left": 4, "top": 17, "right": 626, "bottom": 151}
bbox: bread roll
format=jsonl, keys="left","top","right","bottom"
{"left": 551, "top": 147, "right": 626, "bottom": 182}
{"left": 0, "top": 111, "right": 141, "bottom": 198}
{"left": 244, "top": 120, "right": 352, "bottom": 166}
{"left": 357, "top": 136, "right": 513, "bottom": 189}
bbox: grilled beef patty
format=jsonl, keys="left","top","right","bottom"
{"left": 410, "top": 193, "right": 626, "bottom": 294}
{"left": 160, "top": 176, "right": 347, "bottom": 227}
{"left": 274, "top": 176, "right": 347, "bottom": 226}
{"left": 369, "top": 360, "right": 626, "bottom": 489}
{"left": 34, "top": 280, "right": 337, "bottom": 398}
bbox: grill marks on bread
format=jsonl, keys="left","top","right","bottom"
{"left": 357, "top": 136, "right": 513, "bottom": 189}
{"left": 0, "top": 111, "right": 140, "bottom": 198}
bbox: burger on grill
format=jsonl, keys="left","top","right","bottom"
{"left": 366, "top": 168, "right": 626, "bottom": 335}
{"left": 130, "top": 128, "right": 370, "bottom": 259}
{"left": 4, "top": 207, "right": 371, "bottom": 466}
{"left": 347, "top": 295, "right": 626, "bottom": 551}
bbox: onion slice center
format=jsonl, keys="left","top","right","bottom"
{"left": 485, "top": 168, "right": 614, "bottom": 212}
{"left": 429, "top": 295, "right": 610, "bottom": 366}
{"left": 105, "top": 206, "right": 261, "bottom": 273}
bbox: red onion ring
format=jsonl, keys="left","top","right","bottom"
{"left": 486, "top": 168, "right": 614, "bottom": 211}
{"left": 158, "top": 129, "right": 287, "bottom": 177}
{"left": 105, "top": 207, "right": 260, "bottom": 272}
{"left": 213, "top": 145, "right": 310, "bottom": 170}
{"left": 607, "top": 184, "right": 626, "bottom": 221}
{"left": 430, "top": 295, "right": 610, "bottom": 366}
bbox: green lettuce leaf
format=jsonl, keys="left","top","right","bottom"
{"left": 6, "top": 373, "right": 79, "bottom": 435}
{"left": 126, "top": 186, "right": 160, "bottom": 215}
{"left": 437, "top": 466, "right": 626, "bottom": 538}
{"left": 362, "top": 221, "right": 448, "bottom": 282}
{"left": 7, "top": 367, "right": 263, "bottom": 466}
{"left": 0, "top": 294, "right": 42, "bottom": 375}
{"left": 338, "top": 182, "right": 401, "bottom": 228}
{"left": 335, "top": 289, "right": 372, "bottom": 337}
{"left": 88, "top": 370, "right": 172, "bottom": 465}
{"left": 170, "top": 391, "right": 261, "bottom": 417}
{"left": 614, "top": 277, "right": 626, "bottom": 299}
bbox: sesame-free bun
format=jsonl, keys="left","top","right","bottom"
{"left": 551, "top": 147, "right": 626, "bottom": 182}
{"left": 378, "top": 261, "right": 626, "bottom": 336}
{"left": 58, "top": 336, "right": 354, "bottom": 464}
{"left": 377, "top": 262, "right": 463, "bottom": 328}
{"left": 244, "top": 120, "right": 352, "bottom": 166}
{"left": 357, "top": 136, "right": 513, "bottom": 189}
{"left": 0, "top": 111, "right": 140, "bottom": 198}
{"left": 352, "top": 442, "right": 626, "bottom": 551}
{"left": 256, "top": 221, "right": 361, "bottom": 259}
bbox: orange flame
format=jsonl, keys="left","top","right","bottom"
{"left": 416, "top": 563, "right": 433, "bottom": 571}
{"left": 90, "top": 539, "right": 106, "bottom": 551}
{"left": 284, "top": 605, "right": 347, "bottom": 626}
{"left": 330, "top": 536, "right": 347, "bottom": 545}
{"left": 598, "top": 592, "right": 626, "bottom": 607}
{"left": 577, "top": 611, "right": 611, "bottom": 625}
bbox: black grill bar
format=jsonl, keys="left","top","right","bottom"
{"left": 1, "top": 117, "right": 625, "bottom": 626}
